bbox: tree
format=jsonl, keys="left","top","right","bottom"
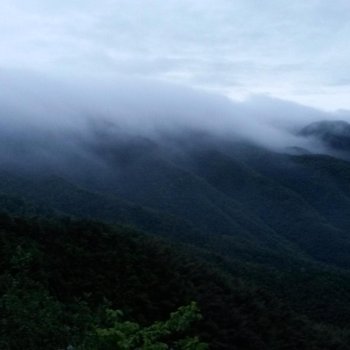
{"left": 81, "top": 302, "right": 208, "bottom": 350}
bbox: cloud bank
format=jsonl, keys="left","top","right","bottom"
{"left": 0, "top": 70, "right": 347, "bottom": 153}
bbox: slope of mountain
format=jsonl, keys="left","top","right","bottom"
{"left": 1, "top": 213, "right": 349, "bottom": 350}
{"left": 3, "top": 123, "right": 350, "bottom": 348}
{"left": 0, "top": 170, "right": 203, "bottom": 244}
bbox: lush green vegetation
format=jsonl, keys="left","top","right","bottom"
{"left": 2, "top": 213, "right": 350, "bottom": 349}
{"left": 3, "top": 135, "right": 350, "bottom": 348}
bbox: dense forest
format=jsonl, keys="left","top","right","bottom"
{"left": 2, "top": 121, "right": 350, "bottom": 349}
{"left": 1, "top": 213, "right": 350, "bottom": 349}
{"left": 2, "top": 0, "right": 350, "bottom": 347}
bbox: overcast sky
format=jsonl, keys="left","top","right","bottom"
{"left": 1, "top": 0, "right": 350, "bottom": 111}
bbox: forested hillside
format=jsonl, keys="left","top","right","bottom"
{"left": 1, "top": 213, "right": 350, "bottom": 349}
{"left": 2, "top": 0, "right": 350, "bottom": 347}
{"left": 3, "top": 125, "right": 350, "bottom": 349}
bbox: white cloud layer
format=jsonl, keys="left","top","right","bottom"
{"left": 1, "top": 0, "right": 350, "bottom": 110}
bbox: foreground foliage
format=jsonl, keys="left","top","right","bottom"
{"left": 81, "top": 302, "right": 207, "bottom": 350}
{"left": 1, "top": 213, "right": 350, "bottom": 349}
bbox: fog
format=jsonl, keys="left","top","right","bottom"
{"left": 1, "top": 69, "right": 349, "bottom": 174}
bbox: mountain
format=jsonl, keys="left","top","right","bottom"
{"left": 3, "top": 123, "right": 350, "bottom": 348}
{"left": 0, "top": 170, "right": 201, "bottom": 243}
{"left": 300, "top": 120, "right": 350, "bottom": 152}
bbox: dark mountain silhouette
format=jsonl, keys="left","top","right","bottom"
{"left": 300, "top": 120, "right": 350, "bottom": 152}
{"left": 3, "top": 123, "right": 350, "bottom": 349}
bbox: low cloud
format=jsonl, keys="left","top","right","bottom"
{"left": 1, "top": 70, "right": 347, "bottom": 157}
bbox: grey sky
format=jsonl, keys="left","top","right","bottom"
{"left": 1, "top": 0, "right": 350, "bottom": 110}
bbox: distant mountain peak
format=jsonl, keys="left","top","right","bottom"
{"left": 299, "top": 120, "right": 350, "bottom": 151}
{"left": 301, "top": 120, "right": 350, "bottom": 135}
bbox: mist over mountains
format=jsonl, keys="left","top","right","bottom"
{"left": 2, "top": 70, "right": 350, "bottom": 182}
{"left": 300, "top": 120, "right": 350, "bottom": 155}
{"left": 4, "top": 0, "right": 350, "bottom": 348}
{"left": 3, "top": 71, "right": 350, "bottom": 271}
{"left": 4, "top": 71, "right": 350, "bottom": 349}
{"left": 4, "top": 70, "right": 350, "bottom": 268}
